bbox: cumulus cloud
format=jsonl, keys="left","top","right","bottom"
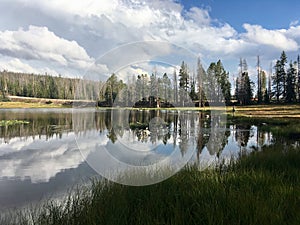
{"left": 185, "top": 7, "right": 211, "bottom": 26}
{"left": 0, "top": 25, "right": 93, "bottom": 69}
{"left": 286, "top": 25, "right": 300, "bottom": 41}
{"left": 0, "top": 58, "right": 59, "bottom": 75}
{"left": 242, "top": 23, "right": 299, "bottom": 51}
{"left": 0, "top": 0, "right": 300, "bottom": 78}
{"left": 13, "top": 0, "right": 119, "bottom": 19}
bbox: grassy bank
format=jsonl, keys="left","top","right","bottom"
{"left": 0, "top": 101, "right": 64, "bottom": 108}
{"left": 0, "top": 96, "right": 97, "bottom": 108}
{"left": 230, "top": 104, "right": 300, "bottom": 118}
{"left": 2, "top": 144, "right": 300, "bottom": 225}
{"left": 1, "top": 97, "right": 300, "bottom": 117}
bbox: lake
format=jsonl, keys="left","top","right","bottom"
{"left": 0, "top": 108, "right": 273, "bottom": 209}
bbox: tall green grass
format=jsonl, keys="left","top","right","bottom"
{"left": 1, "top": 144, "right": 300, "bottom": 225}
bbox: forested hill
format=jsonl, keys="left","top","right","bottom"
{"left": 0, "top": 71, "right": 103, "bottom": 100}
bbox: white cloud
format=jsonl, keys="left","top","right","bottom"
{"left": 0, "top": 25, "right": 93, "bottom": 69}
{"left": 0, "top": 0, "right": 300, "bottom": 80}
{"left": 185, "top": 7, "right": 211, "bottom": 26}
{"left": 290, "top": 20, "right": 299, "bottom": 27}
{"left": 0, "top": 58, "right": 59, "bottom": 75}
{"left": 16, "top": 0, "right": 119, "bottom": 18}
{"left": 242, "top": 23, "right": 299, "bottom": 51}
{"left": 286, "top": 25, "right": 300, "bottom": 39}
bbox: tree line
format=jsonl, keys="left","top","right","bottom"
{"left": 272, "top": 51, "right": 300, "bottom": 103}
{"left": 100, "top": 59, "right": 231, "bottom": 107}
{"left": 235, "top": 51, "right": 300, "bottom": 105}
{"left": 0, "top": 71, "right": 104, "bottom": 101}
{"left": 0, "top": 58, "right": 232, "bottom": 107}
{"left": 1, "top": 52, "right": 299, "bottom": 106}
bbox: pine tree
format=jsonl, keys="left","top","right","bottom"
{"left": 206, "top": 60, "right": 231, "bottom": 104}
{"left": 280, "top": 51, "right": 288, "bottom": 99}
{"left": 173, "top": 69, "right": 178, "bottom": 104}
{"left": 196, "top": 57, "right": 205, "bottom": 106}
{"left": 189, "top": 71, "right": 197, "bottom": 101}
{"left": 286, "top": 61, "right": 297, "bottom": 103}
{"left": 268, "top": 62, "right": 272, "bottom": 102}
{"left": 261, "top": 70, "right": 267, "bottom": 95}
{"left": 105, "top": 74, "right": 119, "bottom": 105}
{"left": 206, "top": 62, "right": 217, "bottom": 103}
{"left": 178, "top": 61, "right": 189, "bottom": 106}
{"left": 257, "top": 56, "right": 263, "bottom": 103}
{"left": 297, "top": 55, "right": 300, "bottom": 102}
{"left": 236, "top": 59, "right": 253, "bottom": 105}
{"left": 217, "top": 60, "right": 231, "bottom": 104}
{"left": 273, "top": 60, "right": 282, "bottom": 102}
{"left": 162, "top": 73, "right": 171, "bottom": 102}
{"left": 272, "top": 51, "right": 287, "bottom": 102}
{"left": 149, "top": 73, "right": 157, "bottom": 105}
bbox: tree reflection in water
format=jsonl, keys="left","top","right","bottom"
{"left": 0, "top": 108, "right": 273, "bottom": 161}
{"left": 0, "top": 108, "right": 275, "bottom": 209}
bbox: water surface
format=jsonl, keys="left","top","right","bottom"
{"left": 0, "top": 108, "right": 273, "bottom": 209}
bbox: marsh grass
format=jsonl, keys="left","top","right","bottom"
{"left": 2, "top": 143, "right": 300, "bottom": 225}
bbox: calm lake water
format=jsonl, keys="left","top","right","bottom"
{"left": 0, "top": 108, "right": 273, "bottom": 209}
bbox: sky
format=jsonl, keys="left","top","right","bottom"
{"left": 0, "top": 0, "right": 300, "bottom": 87}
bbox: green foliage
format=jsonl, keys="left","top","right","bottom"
{"left": 298, "top": 55, "right": 300, "bottom": 102}
{"left": 105, "top": 73, "right": 121, "bottom": 105}
{"left": 216, "top": 60, "right": 231, "bottom": 104}
{"left": 270, "top": 51, "right": 300, "bottom": 103}
{"left": 272, "top": 51, "right": 287, "bottom": 102}
{"left": 189, "top": 77, "right": 197, "bottom": 101}
{"left": 259, "top": 70, "right": 267, "bottom": 104}
{"left": 236, "top": 72, "right": 253, "bottom": 105}
{"left": 4, "top": 51, "right": 300, "bottom": 107}
{"left": 0, "top": 71, "right": 112, "bottom": 102}
{"left": 286, "top": 61, "right": 297, "bottom": 103}
{"left": 178, "top": 61, "right": 189, "bottom": 106}
{"left": 179, "top": 61, "right": 189, "bottom": 91}
{"left": 264, "top": 89, "right": 270, "bottom": 104}
{"left": 162, "top": 73, "right": 171, "bottom": 101}
{"left": 235, "top": 59, "right": 253, "bottom": 105}
{"left": 0, "top": 71, "right": 83, "bottom": 100}
{"left": 205, "top": 60, "right": 231, "bottom": 104}
{"left": 196, "top": 58, "right": 206, "bottom": 106}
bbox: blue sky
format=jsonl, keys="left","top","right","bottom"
{"left": 0, "top": 0, "right": 300, "bottom": 88}
{"left": 181, "top": 0, "right": 300, "bottom": 31}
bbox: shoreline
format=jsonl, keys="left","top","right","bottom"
{"left": 1, "top": 97, "right": 300, "bottom": 118}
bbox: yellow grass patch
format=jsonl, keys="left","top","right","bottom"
{"left": 228, "top": 104, "right": 300, "bottom": 118}
{"left": 0, "top": 101, "right": 63, "bottom": 108}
